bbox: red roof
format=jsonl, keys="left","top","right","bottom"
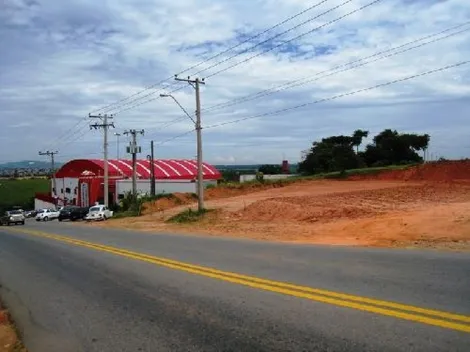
{"left": 55, "top": 159, "right": 221, "bottom": 180}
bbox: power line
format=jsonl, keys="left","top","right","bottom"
{"left": 203, "top": 60, "right": 470, "bottom": 130}
{"left": 204, "top": 0, "right": 383, "bottom": 79}
{"left": 194, "top": 0, "right": 354, "bottom": 78}
{"left": 154, "top": 129, "right": 195, "bottom": 147}
{"left": 107, "top": 0, "right": 382, "bottom": 116}
{"left": 89, "top": 1, "right": 333, "bottom": 115}
{"left": 203, "top": 21, "right": 470, "bottom": 113}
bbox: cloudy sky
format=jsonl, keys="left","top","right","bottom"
{"left": 1, "top": 0, "right": 469, "bottom": 165}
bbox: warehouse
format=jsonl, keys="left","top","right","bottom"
{"left": 35, "top": 158, "right": 221, "bottom": 208}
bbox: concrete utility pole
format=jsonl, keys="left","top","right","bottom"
{"left": 114, "top": 132, "right": 122, "bottom": 159}
{"left": 89, "top": 113, "right": 115, "bottom": 207}
{"left": 38, "top": 150, "right": 59, "bottom": 204}
{"left": 173, "top": 75, "right": 206, "bottom": 211}
{"left": 124, "top": 129, "right": 144, "bottom": 197}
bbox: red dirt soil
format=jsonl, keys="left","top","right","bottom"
{"left": 0, "top": 305, "right": 23, "bottom": 352}
{"left": 97, "top": 161, "right": 470, "bottom": 250}
{"left": 349, "top": 160, "right": 470, "bottom": 182}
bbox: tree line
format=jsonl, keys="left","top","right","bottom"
{"left": 298, "top": 129, "right": 430, "bottom": 175}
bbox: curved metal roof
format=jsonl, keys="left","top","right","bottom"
{"left": 55, "top": 159, "right": 221, "bottom": 180}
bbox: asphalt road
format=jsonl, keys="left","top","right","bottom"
{"left": 0, "top": 220, "right": 469, "bottom": 352}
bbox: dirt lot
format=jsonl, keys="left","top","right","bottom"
{"left": 0, "top": 305, "right": 24, "bottom": 352}
{"left": 92, "top": 161, "right": 470, "bottom": 250}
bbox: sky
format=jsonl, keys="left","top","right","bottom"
{"left": 0, "top": 0, "right": 469, "bottom": 165}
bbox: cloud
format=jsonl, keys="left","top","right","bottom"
{"left": 0, "top": 0, "right": 469, "bottom": 165}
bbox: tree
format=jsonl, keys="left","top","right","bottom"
{"left": 352, "top": 129, "right": 369, "bottom": 153}
{"left": 258, "top": 164, "right": 283, "bottom": 175}
{"left": 298, "top": 134, "right": 360, "bottom": 174}
{"left": 362, "top": 129, "right": 430, "bottom": 166}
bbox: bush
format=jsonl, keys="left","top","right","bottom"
{"left": 166, "top": 208, "right": 212, "bottom": 223}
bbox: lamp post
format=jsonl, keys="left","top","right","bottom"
{"left": 160, "top": 93, "right": 204, "bottom": 211}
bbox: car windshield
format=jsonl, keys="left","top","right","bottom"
{"left": 37, "top": 209, "right": 45, "bottom": 213}
{"left": 89, "top": 207, "right": 100, "bottom": 212}
{"left": 8, "top": 210, "right": 22, "bottom": 215}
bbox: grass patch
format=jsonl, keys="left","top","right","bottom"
{"left": 0, "top": 178, "right": 49, "bottom": 212}
{"left": 111, "top": 210, "right": 140, "bottom": 219}
{"left": 166, "top": 208, "right": 213, "bottom": 223}
{"left": 215, "top": 164, "right": 416, "bottom": 189}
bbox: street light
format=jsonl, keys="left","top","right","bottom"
{"left": 114, "top": 132, "right": 121, "bottom": 159}
{"left": 160, "top": 92, "right": 204, "bottom": 211}
{"left": 159, "top": 94, "right": 196, "bottom": 124}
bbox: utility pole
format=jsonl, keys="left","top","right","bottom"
{"left": 124, "top": 129, "right": 144, "bottom": 197}
{"left": 38, "top": 150, "right": 59, "bottom": 206}
{"left": 149, "top": 140, "right": 156, "bottom": 196}
{"left": 89, "top": 113, "right": 115, "bottom": 207}
{"left": 114, "top": 132, "right": 122, "bottom": 159}
{"left": 174, "top": 75, "right": 206, "bottom": 211}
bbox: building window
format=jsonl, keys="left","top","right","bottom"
{"left": 60, "top": 188, "right": 64, "bottom": 194}
{"left": 65, "top": 187, "right": 71, "bottom": 193}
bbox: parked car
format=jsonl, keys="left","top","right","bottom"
{"left": 59, "top": 206, "right": 89, "bottom": 221}
{"left": 35, "top": 208, "right": 60, "bottom": 222}
{"left": 0, "top": 210, "right": 25, "bottom": 226}
{"left": 25, "top": 210, "right": 37, "bottom": 218}
{"left": 84, "top": 205, "right": 113, "bottom": 221}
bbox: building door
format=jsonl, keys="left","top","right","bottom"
{"left": 80, "top": 182, "right": 89, "bottom": 208}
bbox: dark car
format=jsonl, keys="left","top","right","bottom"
{"left": 0, "top": 210, "right": 25, "bottom": 225}
{"left": 25, "top": 210, "right": 37, "bottom": 218}
{"left": 58, "top": 206, "right": 88, "bottom": 221}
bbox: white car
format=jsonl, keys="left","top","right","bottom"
{"left": 35, "top": 208, "right": 60, "bottom": 222}
{"left": 84, "top": 205, "right": 113, "bottom": 221}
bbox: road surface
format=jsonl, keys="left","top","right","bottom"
{"left": 0, "top": 220, "right": 469, "bottom": 351}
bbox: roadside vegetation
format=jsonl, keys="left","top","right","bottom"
{"left": 298, "top": 129, "right": 429, "bottom": 175}
{"left": 111, "top": 192, "right": 197, "bottom": 219}
{"left": 166, "top": 208, "right": 213, "bottom": 223}
{"left": 0, "top": 178, "right": 49, "bottom": 213}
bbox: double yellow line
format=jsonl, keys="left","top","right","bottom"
{"left": 6, "top": 227, "right": 470, "bottom": 333}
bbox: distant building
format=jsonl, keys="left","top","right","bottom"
{"left": 35, "top": 158, "right": 221, "bottom": 209}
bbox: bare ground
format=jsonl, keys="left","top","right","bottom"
{"left": 94, "top": 180, "right": 470, "bottom": 250}
{"left": 0, "top": 306, "right": 24, "bottom": 352}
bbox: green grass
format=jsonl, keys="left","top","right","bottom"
{"left": 166, "top": 208, "right": 213, "bottom": 223}
{"left": 0, "top": 178, "right": 49, "bottom": 212}
{"left": 215, "top": 164, "right": 416, "bottom": 190}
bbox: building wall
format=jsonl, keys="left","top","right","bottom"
{"left": 52, "top": 177, "right": 79, "bottom": 204}
{"left": 239, "top": 174, "right": 298, "bottom": 183}
{"left": 34, "top": 198, "right": 55, "bottom": 210}
{"left": 115, "top": 179, "right": 217, "bottom": 200}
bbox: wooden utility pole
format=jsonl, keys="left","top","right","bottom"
{"left": 150, "top": 140, "right": 156, "bottom": 196}
{"left": 38, "top": 150, "right": 59, "bottom": 206}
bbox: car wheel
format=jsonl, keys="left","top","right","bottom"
{"left": 21, "top": 221, "right": 25, "bottom": 225}
{"left": 44, "top": 216, "right": 49, "bottom": 222}
{"left": 58, "top": 218, "right": 62, "bottom": 222}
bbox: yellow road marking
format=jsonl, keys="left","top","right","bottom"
{"left": 5, "top": 227, "right": 470, "bottom": 333}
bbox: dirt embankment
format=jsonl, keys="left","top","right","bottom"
{"left": 99, "top": 161, "right": 470, "bottom": 250}
{"left": 0, "top": 304, "right": 25, "bottom": 352}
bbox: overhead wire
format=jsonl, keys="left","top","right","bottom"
{"left": 90, "top": 0, "right": 334, "bottom": 115}
{"left": 108, "top": 0, "right": 383, "bottom": 115}
{"left": 204, "top": 0, "right": 384, "bottom": 79}
{"left": 202, "top": 21, "right": 470, "bottom": 113}
{"left": 202, "top": 60, "right": 470, "bottom": 130}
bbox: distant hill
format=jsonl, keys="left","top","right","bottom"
{"left": 0, "top": 160, "right": 63, "bottom": 170}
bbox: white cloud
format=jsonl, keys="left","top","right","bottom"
{"left": 0, "top": 0, "right": 469, "bottom": 165}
